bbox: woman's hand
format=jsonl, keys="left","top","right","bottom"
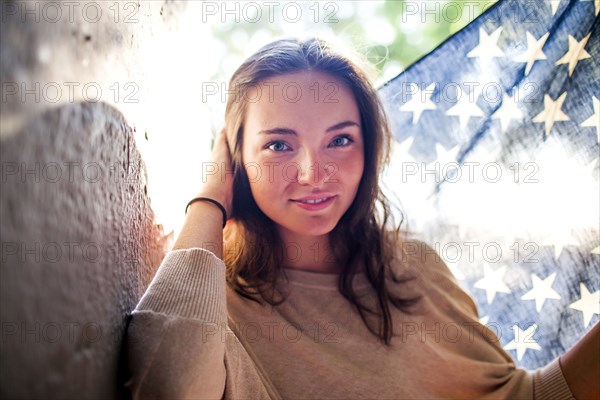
{"left": 173, "top": 128, "right": 234, "bottom": 253}
{"left": 196, "top": 127, "right": 234, "bottom": 218}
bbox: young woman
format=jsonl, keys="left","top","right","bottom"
{"left": 125, "top": 37, "right": 599, "bottom": 399}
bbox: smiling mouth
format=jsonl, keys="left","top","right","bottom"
{"left": 289, "top": 195, "right": 337, "bottom": 211}
{"left": 291, "top": 197, "right": 333, "bottom": 204}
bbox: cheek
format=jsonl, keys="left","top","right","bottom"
{"left": 243, "top": 162, "right": 263, "bottom": 185}
{"left": 335, "top": 154, "right": 364, "bottom": 188}
{"left": 241, "top": 147, "right": 268, "bottom": 198}
{"left": 246, "top": 162, "right": 286, "bottom": 201}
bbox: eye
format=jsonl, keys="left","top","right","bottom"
{"left": 266, "top": 141, "right": 291, "bottom": 152}
{"left": 329, "top": 135, "right": 354, "bottom": 148}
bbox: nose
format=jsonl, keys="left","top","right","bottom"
{"left": 294, "top": 149, "right": 327, "bottom": 187}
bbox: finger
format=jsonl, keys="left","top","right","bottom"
{"left": 219, "top": 127, "right": 229, "bottom": 149}
{"left": 215, "top": 128, "right": 231, "bottom": 157}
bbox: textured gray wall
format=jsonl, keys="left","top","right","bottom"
{"left": 1, "top": 1, "right": 179, "bottom": 398}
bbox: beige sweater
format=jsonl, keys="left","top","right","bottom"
{"left": 124, "top": 240, "right": 575, "bottom": 399}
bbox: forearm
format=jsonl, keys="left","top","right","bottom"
{"left": 127, "top": 313, "right": 226, "bottom": 399}
{"left": 172, "top": 200, "right": 224, "bottom": 258}
{"left": 559, "top": 321, "right": 600, "bottom": 399}
{"left": 126, "top": 249, "right": 228, "bottom": 399}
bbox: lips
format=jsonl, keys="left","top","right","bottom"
{"left": 290, "top": 195, "right": 337, "bottom": 211}
{"left": 290, "top": 194, "right": 336, "bottom": 203}
{"left": 292, "top": 197, "right": 332, "bottom": 204}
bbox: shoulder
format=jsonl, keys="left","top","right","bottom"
{"left": 382, "top": 230, "right": 453, "bottom": 281}
{"left": 387, "top": 232, "right": 480, "bottom": 319}
{"left": 394, "top": 234, "right": 457, "bottom": 282}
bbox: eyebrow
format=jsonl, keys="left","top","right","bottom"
{"left": 258, "top": 120, "right": 360, "bottom": 136}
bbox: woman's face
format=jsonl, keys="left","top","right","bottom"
{"left": 241, "top": 70, "right": 365, "bottom": 238}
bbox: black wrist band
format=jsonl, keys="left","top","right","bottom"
{"left": 185, "top": 197, "right": 227, "bottom": 228}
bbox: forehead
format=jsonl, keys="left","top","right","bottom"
{"left": 243, "top": 70, "right": 360, "bottom": 133}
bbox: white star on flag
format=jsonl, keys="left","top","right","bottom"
{"left": 538, "top": 227, "right": 580, "bottom": 260}
{"left": 492, "top": 92, "right": 523, "bottom": 131}
{"left": 504, "top": 324, "right": 542, "bottom": 361}
{"left": 532, "top": 92, "right": 570, "bottom": 136}
{"left": 521, "top": 272, "right": 562, "bottom": 312}
{"left": 391, "top": 136, "right": 417, "bottom": 164}
{"left": 474, "top": 264, "right": 512, "bottom": 304}
{"left": 555, "top": 33, "right": 592, "bottom": 77}
{"left": 569, "top": 283, "right": 600, "bottom": 327}
{"left": 399, "top": 83, "right": 437, "bottom": 124}
{"left": 548, "top": 0, "right": 563, "bottom": 15}
{"left": 446, "top": 87, "right": 484, "bottom": 128}
{"left": 467, "top": 27, "right": 505, "bottom": 64}
{"left": 430, "top": 143, "right": 461, "bottom": 167}
{"left": 587, "top": 0, "right": 600, "bottom": 17}
{"left": 426, "top": 143, "right": 461, "bottom": 182}
{"left": 580, "top": 96, "right": 600, "bottom": 142}
{"left": 513, "top": 32, "right": 549, "bottom": 76}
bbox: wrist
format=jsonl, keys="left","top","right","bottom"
{"left": 195, "top": 189, "right": 231, "bottom": 215}
{"left": 196, "top": 185, "right": 224, "bottom": 200}
{"left": 185, "top": 197, "right": 228, "bottom": 228}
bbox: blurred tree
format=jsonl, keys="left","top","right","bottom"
{"left": 207, "top": 0, "right": 496, "bottom": 86}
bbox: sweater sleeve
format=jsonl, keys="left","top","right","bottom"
{"left": 124, "top": 248, "right": 228, "bottom": 400}
{"left": 532, "top": 358, "right": 576, "bottom": 400}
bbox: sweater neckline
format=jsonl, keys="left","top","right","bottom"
{"left": 281, "top": 267, "right": 369, "bottom": 290}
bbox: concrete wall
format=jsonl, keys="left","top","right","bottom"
{"left": 1, "top": 1, "right": 180, "bottom": 398}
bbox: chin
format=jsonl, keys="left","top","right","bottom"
{"left": 281, "top": 220, "right": 338, "bottom": 237}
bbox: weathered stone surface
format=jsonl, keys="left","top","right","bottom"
{"left": 1, "top": 1, "right": 181, "bottom": 398}
{"left": 1, "top": 101, "right": 170, "bottom": 399}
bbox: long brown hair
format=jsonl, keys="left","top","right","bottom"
{"left": 223, "top": 37, "right": 419, "bottom": 345}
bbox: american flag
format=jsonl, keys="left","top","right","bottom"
{"left": 379, "top": 0, "right": 599, "bottom": 369}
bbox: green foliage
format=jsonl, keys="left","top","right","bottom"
{"left": 207, "top": 0, "right": 496, "bottom": 85}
